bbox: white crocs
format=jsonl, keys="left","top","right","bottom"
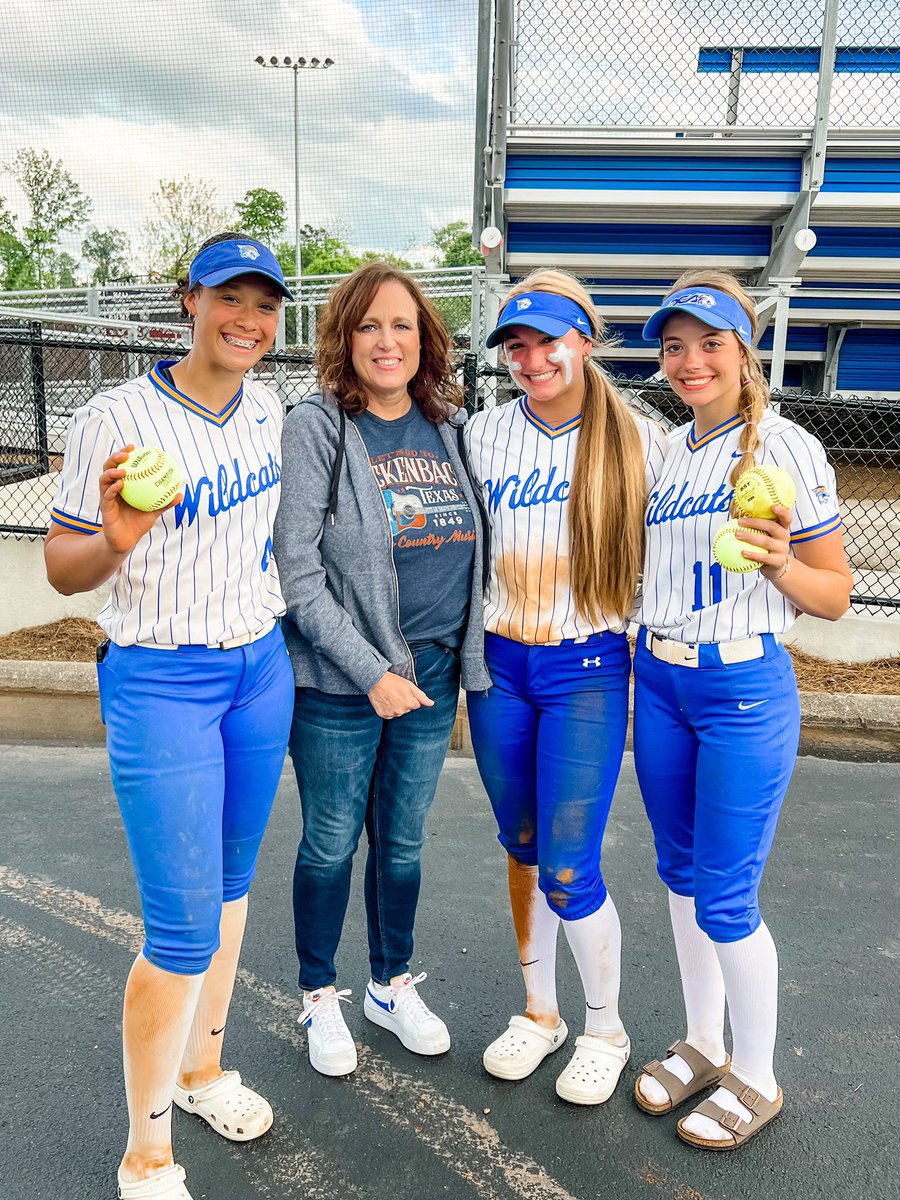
{"left": 555, "top": 1033, "right": 631, "bottom": 1105}
{"left": 116, "top": 1163, "right": 192, "bottom": 1199}
{"left": 173, "top": 1070, "right": 273, "bottom": 1141}
{"left": 483, "top": 1015, "right": 568, "bottom": 1081}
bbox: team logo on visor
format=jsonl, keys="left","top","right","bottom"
{"left": 668, "top": 291, "right": 717, "bottom": 308}
{"left": 237, "top": 244, "right": 261, "bottom": 260}
{"left": 515, "top": 297, "right": 532, "bottom": 310}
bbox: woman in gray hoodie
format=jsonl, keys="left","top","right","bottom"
{"left": 274, "top": 262, "right": 490, "bottom": 1077}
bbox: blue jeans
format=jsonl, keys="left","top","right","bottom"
{"left": 289, "top": 643, "right": 460, "bottom": 991}
{"left": 467, "top": 631, "right": 631, "bottom": 920}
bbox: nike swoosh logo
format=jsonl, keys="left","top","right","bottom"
{"left": 366, "top": 988, "right": 394, "bottom": 1013}
{"left": 211, "top": 1026, "right": 225, "bottom": 1036}
{"left": 738, "top": 700, "right": 768, "bottom": 711}
{"left": 256, "top": 415, "right": 268, "bottom": 424}
{"left": 519, "top": 959, "right": 539, "bottom": 967}
{"left": 150, "top": 1103, "right": 172, "bottom": 1120}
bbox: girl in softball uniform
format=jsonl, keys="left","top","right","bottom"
{"left": 45, "top": 235, "right": 296, "bottom": 1200}
{"left": 632, "top": 270, "right": 852, "bottom": 1148}
{"left": 465, "top": 269, "right": 667, "bottom": 1105}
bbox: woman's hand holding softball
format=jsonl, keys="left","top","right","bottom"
{"left": 99, "top": 446, "right": 182, "bottom": 556}
{"left": 736, "top": 505, "right": 793, "bottom": 580}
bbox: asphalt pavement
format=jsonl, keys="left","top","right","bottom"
{"left": 1, "top": 741, "right": 897, "bottom": 1200}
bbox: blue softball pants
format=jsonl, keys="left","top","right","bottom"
{"left": 467, "top": 631, "right": 630, "bottom": 920}
{"left": 97, "top": 625, "right": 294, "bottom": 975}
{"left": 632, "top": 631, "right": 801, "bottom": 943}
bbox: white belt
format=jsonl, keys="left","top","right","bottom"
{"left": 135, "top": 618, "right": 277, "bottom": 652}
{"left": 645, "top": 629, "right": 767, "bottom": 667}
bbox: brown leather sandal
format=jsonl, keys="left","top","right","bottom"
{"left": 633, "top": 1041, "right": 731, "bottom": 1115}
{"left": 676, "top": 1072, "right": 783, "bottom": 1149}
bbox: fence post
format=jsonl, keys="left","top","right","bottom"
{"left": 725, "top": 48, "right": 744, "bottom": 126}
{"left": 462, "top": 352, "right": 479, "bottom": 414}
{"left": 126, "top": 328, "right": 139, "bottom": 380}
{"left": 29, "top": 321, "right": 49, "bottom": 475}
{"left": 86, "top": 287, "right": 102, "bottom": 392}
{"left": 274, "top": 303, "right": 287, "bottom": 402}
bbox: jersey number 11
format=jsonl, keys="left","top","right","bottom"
{"left": 692, "top": 560, "right": 723, "bottom": 611}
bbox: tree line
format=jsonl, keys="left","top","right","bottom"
{"left": 0, "top": 147, "right": 483, "bottom": 291}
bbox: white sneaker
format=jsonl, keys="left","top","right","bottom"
{"left": 363, "top": 972, "right": 451, "bottom": 1055}
{"left": 299, "top": 986, "right": 357, "bottom": 1076}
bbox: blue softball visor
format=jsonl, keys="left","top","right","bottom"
{"left": 642, "top": 287, "right": 752, "bottom": 343}
{"left": 486, "top": 291, "right": 592, "bottom": 348}
{"left": 188, "top": 238, "right": 294, "bottom": 301}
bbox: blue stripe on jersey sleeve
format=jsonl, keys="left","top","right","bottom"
{"left": 790, "top": 514, "right": 842, "bottom": 543}
{"left": 50, "top": 508, "right": 102, "bottom": 534}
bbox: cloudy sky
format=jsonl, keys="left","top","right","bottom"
{"left": 0, "top": 0, "right": 480, "bottom": 261}
{"left": 0, "top": 0, "right": 892, "bottom": 270}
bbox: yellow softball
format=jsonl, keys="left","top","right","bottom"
{"left": 713, "top": 519, "right": 766, "bottom": 574}
{"left": 120, "top": 447, "right": 183, "bottom": 512}
{"left": 733, "top": 465, "right": 797, "bottom": 520}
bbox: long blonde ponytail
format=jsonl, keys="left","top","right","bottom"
{"left": 502, "top": 269, "right": 647, "bottom": 623}
{"left": 663, "top": 269, "right": 770, "bottom": 497}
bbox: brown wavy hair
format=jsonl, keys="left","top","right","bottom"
{"left": 500, "top": 268, "right": 648, "bottom": 624}
{"left": 661, "top": 269, "right": 770, "bottom": 501}
{"left": 315, "top": 262, "right": 463, "bottom": 421}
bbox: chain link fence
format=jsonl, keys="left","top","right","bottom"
{"left": 511, "top": 0, "right": 899, "bottom": 131}
{"left": 461, "top": 361, "right": 900, "bottom": 615}
{"left": 0, "top": 268, "right": 479, "bottom": 352}
{"left": 1, "top": 323, "right": 897, "bottom": 614}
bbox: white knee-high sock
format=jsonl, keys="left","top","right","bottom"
{"left": 506, "top": 856, "right": 560, "bottom": 1027}
{"left": 670, "top": 891, "right": 727, "bottom": 1062}
{"left": 179, "top": 895, "right": 248, "bottom": 1091}
{"left": 561, "top": 893, "right": 626, "bottom": 1042}
{"left": 716, "top": 921, "right": 779, "bottom": 1097}
{"left": 680, "top": 921, "right": 780, "bottom": 1142}
{"left": 637, "top": 891, "right": 727, "bottom": 1106}
{"left": 121, "top": 955, "right": 205, "bottom": 1182}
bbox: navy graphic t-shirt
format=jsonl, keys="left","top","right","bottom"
{"left": 355, "top": 403, "right": 475, "bottom": 648}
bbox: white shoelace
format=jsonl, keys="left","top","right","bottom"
{"left": 299, "top": 988, "right": 353, "bottom": 1044}
{"left": 392, "top": 972, "right": 436, "bottom": 1025}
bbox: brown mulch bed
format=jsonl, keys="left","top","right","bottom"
{"left": 0, "top": 618, "right": 897, "bottom": 694}
{"left": 0, "top": 618, "right": 106, "bottom": 663}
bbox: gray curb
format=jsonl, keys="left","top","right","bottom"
{"left": 0, "top": 659, "right": 897, "bottom": 731}
{"left": 0, "top": 660, "right": 98, "bottom": 695}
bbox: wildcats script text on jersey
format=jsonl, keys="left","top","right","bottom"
{"left": 646, "top": 480, "right": 733, "bottom": 525}
{"left": 483, "top": 466, "right": 570, "bottom": 513}
{"left": 175, "top": 453, "right": 281, "bottom": 527}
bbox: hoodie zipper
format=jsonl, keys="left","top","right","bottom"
{"left": 347, "top": 418, "right": 417, "bottom": 685}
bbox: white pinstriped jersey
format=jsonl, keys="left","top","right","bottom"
{"left": 52, "top": 362, "right": 286, "bottom": 646}
{"left": 466, "top": 395, "right": 667, "bottom": 644}
{"left": 637, "top": 410, "right": 842, "bottom": 643}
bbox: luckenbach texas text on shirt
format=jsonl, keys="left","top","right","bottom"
{"left": 355, "top": 404, "right": 475, "bottom": 647}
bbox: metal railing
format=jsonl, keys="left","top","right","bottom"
{"left": 0, "top": 267, "right": 482, "bottom": 354}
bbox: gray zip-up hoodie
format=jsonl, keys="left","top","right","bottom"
{"left": 274, "top": 391, "right": 491, "bottom": 695}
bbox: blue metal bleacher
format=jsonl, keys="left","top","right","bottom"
{"left": 476, "top": 1, "right": 900, "bottom": 397}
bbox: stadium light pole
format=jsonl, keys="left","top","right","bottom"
{"left": 253, "top": 55, "right": 334, "bottom": 284}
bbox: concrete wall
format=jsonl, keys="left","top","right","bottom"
{"left": 0, "top": 536, "right": 104, "bottom": 636}
{"left": 785, "top": 611, "right": 900, "bottom": 663}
